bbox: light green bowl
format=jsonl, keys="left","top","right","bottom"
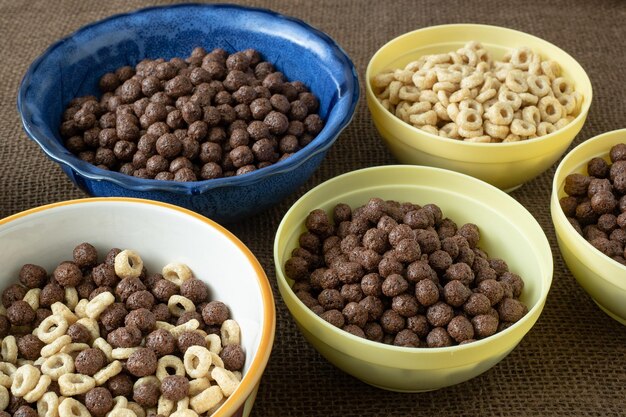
{"left": 551, "top": 129, "right": 626, "bottom": 325}
{"left": 274, "top": 165, "right": 553, "bottom": 392}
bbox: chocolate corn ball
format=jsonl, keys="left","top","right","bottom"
{"left": 18, "top": 264, "right": 47, "bottom": 289}
{"left": 202, "top": 300, "right": 229, "bottom": 325}
{"left": 320, "top": 309, "right": 345, "bottom": 328}
{"left": 177, "top": 331, "right": 206, "bottom": 354}
{"left": 67, "top": 322, "right": 91, "bottom": 343}
{"left": 85, "top": 387, "right": 114, "bottom": 417}
{"left": 564, "top": 173, "right": 591, "bottom": 197}
{"left": 75, "top": 348, "right": 108, "bottom": 375}
{"left": 394, "top": 329, "right": 420, "bottom": 347}
{"left": 610, "top": 143, "right": 626, "bottom": 162}
{"left": 16, "top": 334, "right": 44, "bottom": 360}
{"left": 38, "top": 282, "right": 64, "bottom": 307}
{"left": 447, "top": 315, "right": 474, "bottom": 343}
{"left": 7, "top": 301, "right": 35, "bottom": 326}
{"left": 53, "top": 261, "right": 82, "bottom": 287}
{"left": 107, "top": 326, "right": 142, "bottom": 348}
{"left": 220, "top": 344, "right": 246, "bottom": 371}
{"left": 107, "top": 374, "right": 133, "bottom": 397}
{"left": 161, "top": 375, "right": 190, "bottom": 401}
{"left": 127, "top": 347, "right": 158, "bottom": 377}
{"left": 0, "top": 315, "right": 10, "bottom": 338}
{"left": 145, "top": 328, "right": 176, "bottom": 357}
{"left": 14, "top": 406, "right": 37, "bottom": 417}
{"left": 131, "top": 381, "right": 160, "bottom": 406}
{"left": 426, "top": 327, "right": 452, "bottom": 347}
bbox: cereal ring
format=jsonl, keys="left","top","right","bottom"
{"left": 511, "top": 119, "right": 537, "bottom": 137}
{"left": 0, "top": 363, "right": 16, "bottom": 377}
{"left": 409, "top": 110, "right": 437, "bottom": 127}
{"left": 23, "top": 374, "right": 51, "bottom": 402}
{"left": 436, "top": 68, "right": 462, "bottom": 84}
{"left": 527, "top": 75, "right": 551, "bottom": 97}
{"left": 59, "top": 373, "right": 96, "bottom": 396}
{"left": 510, "top": 47, "right": 532, "bottom": 70}
{"left": 171, "top": 410, "right": 198, "bottom": 417}
{"left": 184, "top": 346, "right": 212, "bottom": 378}
{"left": 464, "top": 136, "right": 491, "bottom": 143}
{"left": 74, "top": 299, "right": 88, "bottom": 318}
{"left": 433, "top": 81, "right": 456, "bottom": 93}
{"left": 94, "top": 360, "right": 122, "bottom": 386}
{"left": 503, "top": 133, "right": 521, "bottom": 143}
{"left": 446, "top": 103, "right": 460, "bottom": 122}
{"left": 162, "top": 263, "right": 193, "bottom": 287}
{"left": 475, "top": 88, "right": 496, "bottom": 104}
{"left": 11, "top": 364, "right": 40, "bottom": 397}
{"left": 460, "top": 72, "right": 484, "bottom": 89}
{"left": 38, "top": 392, "right": 59, "bottom": 417}
{"left": 209, "top": 352, "right": 225, "bottom": 370}
{"left": 485, "top": 102, "right": 514, "bottom": 126}
{"left": 112, "top": 396, "right": 129, "bottom": 410}
{"left": 220, "top": 319, "right": 240, "bottom": 346}
{"left": 372, "top": 70, "right": 394, "bottom": 89}
{"left": 394, "top": 101, "right": 411, "bottom": 123}
{"left": 133, "top": 376, "right": 160, "bottom": 391}
{"left": 65, "top": 287, "right": 79, "bottom": 311}
{"left": 158, "top": 396, "right": 175, "bottom": 417}
{"left": 419, "top": 89, "right": 438, "bottom": 104}
{"left": 156, "top": 321, "right": 175, "bottom": 332}
{"left": 449, "top": 88, "right": 471, "bottom": 103}
{"left": 156, "top": 356, "right": 186, "bottom": 381}
{"left": 41, "top": 353, "right": 74, "bottom": 380}
{"left": 427, "top": 53, "right": 451, "bottom": 65}
{"left": 1, "top": 336, "right": 17, "bottom": 364}
{"left": 483, "top": 121, "right": 509, "bottom": 140}
{"left": 109, "top": 409, "right": 138, "bottom": 417}
{"left": 378, "top": 98, "right": 391, "bottom": 111}
{"left": 23, "top": 288, "right": 41, "bottom": 311}
{"left": 85, "top": 292, "right": 115, "bottom": 320}
{"left": 188, "top": 378, "right": 211, "bottom": 397}
{"left": 522, "top": 106, "right": 541, "bottom": 126}
{"left": 41, "top": 334, "right": 72, "bottom": 358}
{"left": 456, "top": 48, "right": 478, "bottom": 67}
{"left": 59, "top": 398, "right": 90, "bottom": 417}
{"left": 437, "top": 90, "right": 450, "bottom": 107}
{"left": 393, "top": 69, "right": 414, "bottom": 84}
{"left": 175, "top": 398, "right": 189, "bottom": 412}
{"left": 114, "top": 250, "right": 144, "bottom": 279}
{"left": 76, "top": 318, "right": 100, "bottom": 342}
{"left": 37, "top": 314, "right": 69, "bottom": 343}
{"left": 498, "top": 88, "right": 522, "bottom": 111}
{"left": 541, "top": 60, "right": 561, "bottom": 79}
{"left": 537, "top": 121, "right": 557, "bottom": 136}
{"left": 211, "top": 367, "right": 239, "bottom": 397}
{"left": 16, "top": 359, "right": 34, "bottom": 367}
{"left": 92, "top": 337, "right": 113, "bottom": 361}
{"left": 420, "top": 125, "right": 439, "bottom": 135}
{"left": 168, "top": 295, "right": 196, "bottom": 318}
{"left": 519, "top": 92, "right": 538, "bottom": 106}
{"left": 433, "top": 102, "right": 451, "bottom": 121}
{"left": 412, "top": 71, "right": 436, "bottom": 90}
{"left": 459, "top": 99, "right": 483, "bottom": 115}
{"left": 504, "top": 69, "right": 528, "bottom": 93}
{"left": 0, "top": 373, "right": 10, "bottom": 389}
{"left": 0, "top": 385, "right": 8, "bottom": 410}
{"left": 456, "top": 109, "right": 482, "bottom": 131}
{"left": 388, "top": 80, "right": 402, "bottom": 105}
{"left": 52, "top": 302, "right": 78, "bottom": 324}
{"left": 189, "top": 386, "right": 223, "bottom": 414}
{"left": 406, "top": 101, "right": 431, "bottom": 116}
{"left": 458, "top": 125, "right": 484, "bottom": 138}
{"left": 112, "top": 347, "right": 140, "bottom": 360}
{"left": 405, "top": 59, "right": 424, "bottom": 72}
{"left": 439, "top": 122, "right": 459, "bottom": 139}
{"left": 60, "top": 343, "right": 90, "bottom": 356}
{"left": 398, "top": 86, "right": 420, "bottom": 101}
{"left": 538, "top": 96, "right": 563, "bottom": 123}
{"left": 558, "top": 94, "right": 576, "bottom": 115}
{"left": 555, "top": 116, "right": 574, "bottom": 130}
{"left": 127, "top": 402, "right": 146, "bottom": 417}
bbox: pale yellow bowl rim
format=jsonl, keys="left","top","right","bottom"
{"left": 0, "top": 197, "right": 276, "bottom": 417}
{"left": 551, "top": 129, "right": 626, "bottom": 284}
{"left": 274, "top": 165, "right": 552, "bottom": 357}
{"left": 365, "top": 23, "right": 593, "bottom": 148}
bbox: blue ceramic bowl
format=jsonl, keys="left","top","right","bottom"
{"left": 18, "top": 3, "right": 359, "bottom": 223}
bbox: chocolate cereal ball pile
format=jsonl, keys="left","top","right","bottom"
{"left": 284, "top": 199, "right": 529, "bottom": 347}
{"left": 0, "top": 244, "right": 244, "bottom": 417}
{"left": 560, "top": 142, "right": 626, "bottom": 265}
{"left": 60, "top": 47, "right": 324, "bottom": 181}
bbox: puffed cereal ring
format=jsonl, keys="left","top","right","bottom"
{"left": 538, "top": 96, "right": 563, "bottom": 123}
{"left": 16, "top": 359, "right": 34, "bottom": 367}
{"left": 372, "top": 70, "right": 394, "bottom": 89}
{"left": 168, "top": 295, "right": 196, "bottom": 318}
{"left": 38, "top": 392, "right": 59, "bottom": 417}
{"left": 485, "top": 102, "right": 514, "bottom": 126}
{"left": 112, "top": 347, "right": 140, "bottom": 360}
{"left": 11, "top": 364, "right": 40, "bottom": 397}
{"left": 464, "top": 136, "right": 491, "bottom": 143}
{"left": 76, "top": 317, "right": 100, "bottom": 342}
{"left": 522, "top": 106, "right": 541, "bottom": 126}
{"left": 92, "top": 337, "right": 113, "bottom": 361}
{"left": 23, "top": 374, "right": 51, "bottom": 402}
{"left": 537, "top": 121, "right": 557, "bottom": 136}
{"left": 64, "top": 287, "right": 79, "bottom": 311}
{"left": 38, "top": 314, "right": 69, "bottom": 344}
{"left": 190, "top": 386, "right": 223, "bottom": 414}
{"left": 456, "top": 109, "right": 482, "bottom": 131}
{"left": 419, "top": 89, "right": 438, "bottom": 104}
{"left": 59, "top": 373, "right": 95, "bottom": 396}
{"left": 109, "top": 409, "right": 138, "bottom": 417}
{"left": 41, "top": 335, "right": 71, "bottom": 358}
{"left": 156, "top": 355, "right": 186, "bottom": 381}
{"left": 433, "top": 102, "right": 451, "bottom": 121}
{"left": 555, "top": 116, "right": 574, "bottom": 130}
{"left": 0, "top": 363, "right": 16, "bottom": 377}
{"left": 505, "top": 69, "right": 528, "bottom": 93}
{"left": 114, "top": 250, "right": 144, "bottom": 279}
{"left": 171, "top": 410, "right": 198, "bottom": 417}
{"left": 526, "top": 75, "right": 551, "bottom": 97}
{"left": 0, "top": 385, "right": 8, "bottom": 411}
{"left": 398, "top": 86, "right": 420, "bottom": 101}
{"left": 209, "top": 352, "right": 225, "bottom": 370}
{"left": 162, "top": 263, "right": 193, "bottom": 287}
{"left": 393, "top": 69, "right": 414, "bottom": 84}
{"left": 460, "top": 72, "right": 484, "bottom": 89}
{"left": 211, "top": 367, "right": 239, "bottom": 397}
{"left": 133, "top": 376, "right": 160, "bottom": 391}
{"left": 158, "top": 396, "right": 175, "bottom": 417}
{"left": 475, "top": 88, "right": 496, "bottom": 104}
{"left": 458, "top": 126, "right": 484, "bottom": 139}
{"left": 438, "top": 123, "right": 459, "bottom": 139}
{"left": 1, "top": 336, "right": 17, "bottom": 364}
{"left": 184, "top": 345, "right": 212, "bottom": 379}
{"left": 93, "top": 360, "right": 122, "bottom": 386}
{"left": 459, "top": 99, "right": 483, "bottom": 115}
{"left": 419, "top": 125, "right": 439, "bottom": 135}
{"left": 388, "top": 80, "right": 402, "bottom": 105}
{"left": 541, "top": 60, "right": 561, "bottom": 80}
{"left": 41, "top": 353, "right": 75, "bottom": 381}
{"left": 0, "top": 373, "right": 10, "bottom": 389}
{"left": 409, "top": 110, "right": 437, "bottom": 127}
{"left": 436, "top": 68, "right": 462, "bottom": 84}
{"left": 51, "top": 302, "right": 78, "bottom": 325}
{"left": 61, "top": 343, "right": 90, "bottom": 356}
{"left": 112, "top": 396, "right": 129, "bottom": 410}
{"left": 511, "top": 119, "right": 537, "bottom": 137}
{"left": 23, "top": 288, "right": 41, "bottom": 311}
{"left": 503, "top": 133, "right": 521, "bottom": 142}
{"left": 483, "top": 121, "right": 509, "bottom": 140}
{"left": 448, "top": 88, "right": 470, "bottom": 104}
{"left": 498, "top": 88, "right": 522, "bottom": 111}
{"left": 558, "top": 94, "right": 576, "bottom": 115}
{"left": 552, "top": 77, "right": 573, "bottom": 97}
{"left": 510, "top": 47, "right": 532, "bottom": 70}
{"left": 58, "top": 398, "right": 90, "bottom": 417}
{"left": 404, "top": 59, "right": 424, "bottom": 72}
{"left": 188, "top": 378, "right": 211, "bottom": 397}
{"left": 85, "top": 291, "right": 115, "bottom": 320}
{"left": 446, "top": 103, "right": 460, "bottom": 122}
{"left": 406, "top": 101, "right": 431, "bottom": 116}
{"left": 175, "top": 397, "right": 189, "bottom": 411}
{"left": 74, "top": 299, "right": 88, "bottom": 319}
{"left": 432, "top": 81, "right": 456, "bottom": 93}
{"left": 127, "top": 402, "right": 146, "bottom": 417}
{"left": 220, "top": 319, "right": 241, "bottom": 346}
{"left": 156, "top": 321, "right": 176, "bottom": 332}
{"left": 456, "top": 48, "right": 478, "bottom": 67}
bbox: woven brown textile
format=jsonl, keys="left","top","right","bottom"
{"left": 1, "top": 0, "right": 626, "bottom": 415}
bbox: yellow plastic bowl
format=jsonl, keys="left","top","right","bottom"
{"left": 551, "top": 129, "right": 626, "bottom": 325}
{"left": 366, "top": 24, "right": 593, "bottom": 191}
{"left": 274, "top": 165, "right": 553, "bottom": 392}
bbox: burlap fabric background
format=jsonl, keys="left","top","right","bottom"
{"left": 1, "top": 0, "right": 625, "bottom": 415}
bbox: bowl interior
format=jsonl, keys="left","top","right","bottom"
{"left": 0, "top": 198, "right": 274, "bottom": 414}
{"left": 19, "top": 4, "right": 358, "bottom": 187}
{"left": 275, "top": 165, "right": 552, "bottom": 361}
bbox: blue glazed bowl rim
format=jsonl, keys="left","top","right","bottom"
{"left": 17, "top": 2, "right": 359, "bottom": 194}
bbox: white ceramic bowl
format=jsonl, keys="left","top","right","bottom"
{"left": 0, "top": 198, "right": 275, "bottom": 417}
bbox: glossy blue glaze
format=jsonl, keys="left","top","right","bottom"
{"left": 18, "top": 3, "right": 359, "bottom": 223}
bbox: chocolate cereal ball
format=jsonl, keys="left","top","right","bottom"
{"left": 447, "top": 315, "right": 474, "bottom": 343}
{"left": 125, "top": 308, "right": 156, "bottom": 333}
{"left": 53, "top": 261, "right": 82, "bottom": 287}
{"left": 145, "top": 328, "right": 176, "bottom": 357}
{"left": 177, "top": 331, "right": 206, "bottom": 354}
{"left": 107, "top": 374, "right": 133, "bottom": 397}
{"left": 18, "top": 264, "right": 47, "bottom": 289}
{"left": 127, "top": 347, "right": 158, "bottom": 377}
{"left": 320, "top": 309, "right": 345, "bottom": 328}
{"left": 16, "top": 334, "right": 44, "bottom": 360}
{"left": 133, "top": 382, "right": 160, "bottom": 408}
{"left": 38, "top": 283, "right": 63, "bottom": 307}
{"left": 7, "top": 301, "right": 35, "bottom": 326}
{"left": 13, "top": 406, "right": 37, "bottom": 417}
{"left": 472, "top": 314, "right": 499, "bottom": 338}
{"left": 220, "top": 344, "right": 245, "bottom": 371}
{"left": 107, "top": 326, "right": 142, "bottom": 348}
{"left": 498, "top": 298, "right": 526, "bottom": 322}
{"left": 0, "top": 315, "right": 10, "bottom": 338}
{"left": 161, "top": 375, "right": 190, "bottom": 401}
{"left": 67, "top": 322, "right": 91, "bottom": 343}
{"left": 426, "top": 302, "right": 454, "bottom": 327}
{"left": 380, "top": 309, "right": 405, "bottom": 334}
{"left": 426, "top": 327, "right": 452, "bottom": 347}
{"left": 202, "top": 300, "right": 229, "bottom": 325}
{"left": 415, "top": 279, "right": 440, "bottom": 307}
{"left": 393, "top": 329, "right": 420, "bottom": 347}
{"left": 85, "top": 387, "right": 114, "bottom": 417}
{"left": 152, "top": 279, "right": 178, "bottom": 302}
{"left": 100, "top": 302, "right": 128, "bottom": 331}
{"left": 126, "top": 290, "right": 155, "bottom": 310}
{"left": 180, "top": 278, "right": 210, "bottom": 304}
{"left": 75, "top": 348, "right": 108, "bottom": 376}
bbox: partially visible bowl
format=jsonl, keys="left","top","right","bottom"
{"left": 274, "top": 165, "right": 552, "bottom": 392}
{"left": 551, "top": 129, "right": 626, "bottom": 325}
{"left": 366, "top": 24, "right": 592, "bottom": 191}
{"left": 18, "top": 3, "right": 359, "bottom": 223}
{"left": 0, "top": 197, "right": 276, "bottom": 416}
